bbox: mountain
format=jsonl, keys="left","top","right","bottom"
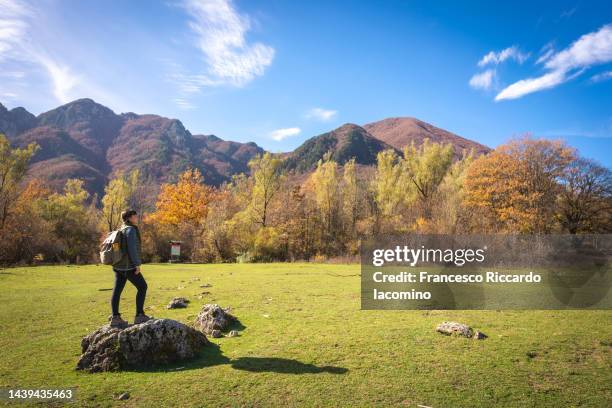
{"left": 1, "top": 98, "right": 493, "bottom": 197}
{"left": 1, "top": 99, "right": 264, "bottom": 195}
{"left": 363, "top": 117, "right": 491, "bottom": 158}
{"left": 0, "top": 103, "right": 36, "bottom": 138}
{"left": 283, "top": 123, "right": 396, "bottom": 172}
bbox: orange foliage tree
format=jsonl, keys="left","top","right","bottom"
{"left": 146, "top": 169, "right": 214, "bottom": 260}
{"left": 464, "top": 136, "right": 575, "bottom": 233}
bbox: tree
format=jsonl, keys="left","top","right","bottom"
{"left": 100, "top": 170, "right": 140, "bottom": 232}
{"left": 557, "top": 158, "right": 612, "bottom": 233}
{"left": 38, "top": 179, "right": 99, "bottom": 262}
{"left": 465, "top": 136, "right": 575, "bottom": 233}
{"left": 148, "top": 169, "right": 213, "bottom": 260}
{"left": 342, "top": 158, "right": 358, "bottom": 235}
{"left": 0, "top": 179, "right": 51, "bottom": 264}
{"left": 248, "top": 153, "right": 283, "bottom": 227}
{"left": 0, "top": 134, "right": 39, "bottom": 229}
{"left": 402, "top": 139, "right": 454, "bottom": 217}
{"left": 373, "top": 149, "right": 403, "bottom": 219}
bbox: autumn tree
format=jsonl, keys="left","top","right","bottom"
{"left": 342, "top": 158, "right": 358, "bottom": 237}
{"left": 147, "top": 169, "right": 213, "bottom": 260}
{"left": 373, "top": 149, "right": 404, "bottom": 221}
{"left": 431, "top": 150, "right": 474, "bottom": 233}
{"left": 465, "top": 136, "right": 575, "bottom": 233}
{"left": 101, "top": 170, "right": 141, "bottom": 232}
{"left": 248, "top": 153, "right": 283, "bottom": 227}
{"left": 402, "top": 139, "right": 454, "bottom": 218}
{"left": 0, "top": 179, "right": 51, "bottom": 264}
{"left": 0, "top": 134, "right": 39, "bottom": 229}
{"left": 38, "top": 179, "right": 99, "bottom": 262}
{"left": 557, "top": 158, "right": 612, "bottom": 233}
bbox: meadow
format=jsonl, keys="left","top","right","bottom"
{"left": 0, "top": 263, "right": 610, "bottom": 407}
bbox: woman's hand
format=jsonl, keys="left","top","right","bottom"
{"left": 135, "top": 266, "right": 141, "bottom": 275}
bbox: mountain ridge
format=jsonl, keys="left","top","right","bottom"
{"left": 1, "top": 99, "right": 491, "bottom": 195}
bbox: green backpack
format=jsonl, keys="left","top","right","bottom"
{"left": 99, "top": 229, "right": 124, "bottom": 265}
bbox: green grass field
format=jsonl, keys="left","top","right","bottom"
{"left": 0, "top": 263, "right": 610, "bottom": 407}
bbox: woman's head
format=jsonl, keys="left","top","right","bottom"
{"left": 121, "top": 209, "right": 138, "bottom": 224}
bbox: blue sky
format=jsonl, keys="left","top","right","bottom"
{"left": 1, "top": 0, "right": 611, "bottom": 166}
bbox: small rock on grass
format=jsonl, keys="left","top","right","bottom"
{"left": 211, "top": 329, "right": 222, "bottom": 338}
{"left": 436, "top": 321, "right": 486, "bottom": 339}
{"left": 167, "top": 297, "right": 189, "bottom": 309}
{"left": 194, "top": 304, "right": 238, "bottom": 336}
{"left": 116, "top": 392, "right": 130, "bottom": 400}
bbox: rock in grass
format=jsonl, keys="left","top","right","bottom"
{"left": 211, "top": 329, "right": 222, "bottom": 338}
{"left": 473, "top": 330, "right": 488, "bottom": 340}
{"left": 167, "top": 297, "right": 189, "bottom": 309}
{"left": 227, "top": 330, "right": 239, "bottom": 337}
{"left": 194, "top": 304, "right": 237, "bottom": 336}
{"left": 116, "top": 392, "right": 130, "bottom": 400}
{"left": 436, "top": 321, "right": 486, "bottom": 339}
{"left": 77, "top": 319, "right": 208, "bottom": 372}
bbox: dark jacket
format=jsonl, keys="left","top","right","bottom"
{"left": 114, "top": 223, "right": 142, "bottom": 271}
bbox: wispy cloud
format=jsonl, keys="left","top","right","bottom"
{"left": 0, "top": 0, "right": 30, "bottom": 60}
{"left": 536, "top": 42, "right": 555, "bottom": 64}
{"left": 478, "top": 46, "right": 529, "bottom": 67}
{"left": 32, "top": 52, "right": 81, "bottom": 103}
{"left": 590, "top": 70, "right": 612, "bottom": 83}
{"left": 174, "top": 97, "right": 196, "bottom": 110}
{"left": 496, "top": 24, "right": 612, "bottom": 101}
{"left": 0, "top": 0, "right": 84, "bottom": 104}
{"left": 469, "top": 69, "right": 496, "bottom": 90}
{"left": 270, "top": 127, "right": 300, "bottom": 141}
{"left": 305, "top": 107, "right": 337, "bottom": 121}
{"left": 169, "top": 0, "right": 275, "bottom": 108}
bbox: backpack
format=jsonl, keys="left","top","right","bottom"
{"left": 99, "top": 229, "right": 124, "bottom": 265}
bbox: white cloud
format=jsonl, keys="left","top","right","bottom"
{"left": 305, "top": 107, "right": 337, "bottom": 121}
{"left": 0, "top": 0, "right": 84, "bottom": 104}
{"left": 269, "top": 127, "right": 300, "bottom": 141}
{"left": 32, "top": 52, "right": 81, "bottom": 103}
{"left": 495, "top": 70, "right": 566, "bottom": 101}
{"left": 0, "top": 0, "right": 30, "bottom": 61}
{"left": 536, "top": 42, "right": 555, "bottom": 64}
{"left": 169, "top": 0, "right": 275, "bottom": 109}
{"left": 174, "top": 97, "right": 196, "bottom": 110}
{"left": 590, "top": 70, "right": 612, "bottom": 83}
{"left": 478, "top": 46, "right": 529, "bottom": 67}
{"left": 496, "top": 24, "right": 612, "bottom": 101}
{"left": 469, "top": 69, "right": 496, "bottom": 90}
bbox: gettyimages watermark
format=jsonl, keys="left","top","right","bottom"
{"left": 361, "top": 234, "right": 611, "bottom": 310}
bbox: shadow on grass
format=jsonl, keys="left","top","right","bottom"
{"left": 129, "top": 344, "right": 347, "bottom": 375}
{"left": 130, "top": 343, "right": 231, "bottom": 373}
{"left": 230, "top": 357, "right": 348, "bottom": 374}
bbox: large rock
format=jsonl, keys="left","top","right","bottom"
{"left": 77, "top": 319, "right": 208, "bottom": 372}
{"left": 436, "top": 321, "right": 486, "bottom": 339}
{"left": 194, "top": 304, "right": 237, "bottom": 336}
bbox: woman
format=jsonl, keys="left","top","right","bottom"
{"left": 109, "top": 209, "right": 151, "bottom": 328}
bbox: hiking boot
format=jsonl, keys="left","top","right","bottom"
{"left": 109, "top": 314, "right": 128, "bottom": 329}
{"left": 134, "top": 313, "right": 152, "bottom": 324}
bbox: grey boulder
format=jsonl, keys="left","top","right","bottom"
{"left": 77, "top": 319, "right": 208, "bottom": 372}
{"left": 194, "top": 304, "right": 237, "bottom": 336}
{"left": 436, "top": 321, "right": 486, "bottom": 339}
{"left": 167, "top": 297, "right": 190, "bottom": 309}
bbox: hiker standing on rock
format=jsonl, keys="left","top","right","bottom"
{"left": 109, "top": 210, "right": 151, "bottom": 328}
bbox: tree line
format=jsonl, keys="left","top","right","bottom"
{"left": 0, "top": 133, "right": 610, "bottom": 265}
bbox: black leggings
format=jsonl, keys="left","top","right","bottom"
{"left": 111, "top": 269, "right": 148, "bottom": 316}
